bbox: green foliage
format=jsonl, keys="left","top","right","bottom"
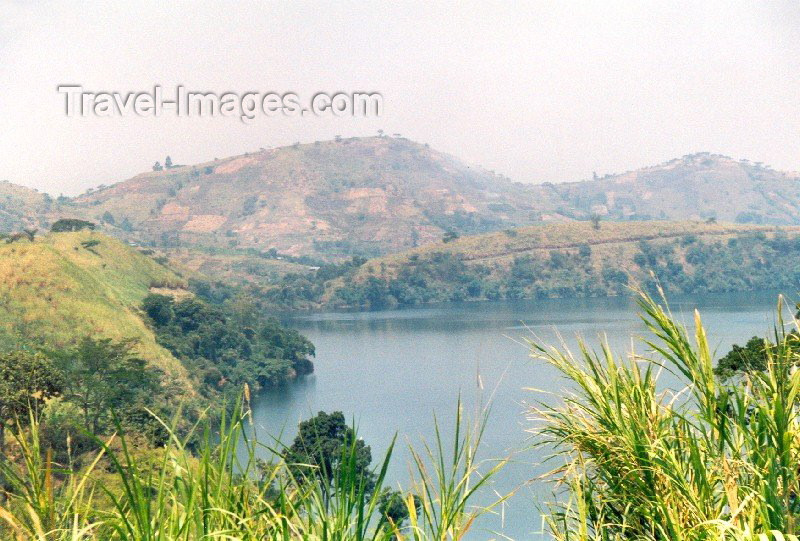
{"left": 0, "top": 398, "right": 504, "bottom": 540}
{"left": 534, "top": 291, "right": 800, "bottom": 539}
{"left": 283, "top": 411, "right": 375, "bottom": 502}
{"left": 316, "top": 229, "right": 800, "bottom": 310}
{"left": 50, "top": 218, "right": 96, "bottom": 232}
{"left": 442, "top": 230, "right": 460, "bottom": 243}
{"left": 48, "top": 337, "right": 162, "bottom": 434}
{"left": 142, "top": 294, "right": 315, "bottom": 391}
{"left": 0, "top": 351, "right": 62, "bottom": 450}
{"left": 715, "top": 336, "right": 770, "bottom": 378}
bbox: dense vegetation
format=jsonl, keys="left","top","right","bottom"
{"left": 262, "top": 226, "right": 800, "bottom": 310}
{"left": 141, "top": 293, "right": 314, "bottom": 392}
{"left": 2, "top": 290, "right": 800, "bottom": 539}
{"left": 534, "top": 292, "right": 800, "bottom": 539}
{"left": 0, "top": 397, "right": 503, "bottom": 540}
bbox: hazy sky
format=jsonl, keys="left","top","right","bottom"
{"left": 1, "top": 1, "right": 799, "bottom": 195}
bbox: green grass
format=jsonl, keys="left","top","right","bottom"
{"left": 531, "top": 289, "right": 800, "bottom": 539}
{"left": 0, "top": 399, "right": 507, "bottom": 540}
{"left": 353, "top": 221, "right": 800, "bottom": 278}
{"left": 0, "top": 232, "right": 189, "bottom": 386}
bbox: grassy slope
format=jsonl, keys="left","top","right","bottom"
{"left": 0, "top": 231, "right": 190, "bottom": 387}
{"left": 322, "top": 221, "right": 800, "bottom": 304}
{"left": 165, "top": 247, "right": 312, "bottom": 286}
{"left": 355, "top": 221, "right": 792, "bottom": 274}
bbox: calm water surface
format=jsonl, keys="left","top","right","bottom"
{"left": 251, "top": 291, "right": 788, "bottom": 539}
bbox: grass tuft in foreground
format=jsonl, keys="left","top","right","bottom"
{"left": 0, "top": 398, "right": 506, "bottom": 540}
{"left": 531, "top": 290, "right": 800, "bottom": 540}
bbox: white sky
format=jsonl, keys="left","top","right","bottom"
{"left": 1, "top": 0, "right": 799, "bottom": 195}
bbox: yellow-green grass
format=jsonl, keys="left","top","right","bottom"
{"left": 166, "top": 247, "right": 312, "bottom": 285}
{"left": 353, "top": 221, "right": 800, "bottom": 278}
{"left": 0, "top": 231, "right": 190, "bottom": 388}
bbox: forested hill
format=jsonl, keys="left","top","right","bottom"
{"left": 264, "top": 221, "right": 800, "bottom": 310}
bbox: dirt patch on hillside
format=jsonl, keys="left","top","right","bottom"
{"left": 182, "top": 214, "right": 227, "bottom": 232}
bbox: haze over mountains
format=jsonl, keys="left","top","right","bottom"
{"left": 3, "top": 136, "right": 800, "bottom": 260}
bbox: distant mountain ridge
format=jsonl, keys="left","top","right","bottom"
{"left": 70, "top": 137, "right": 536, "bottom": 259}
{"left": 539, "top": 153, "right": 800, "bottom": 224}
{"left": 4, "top": 139, "right": 800, "bottom": 261}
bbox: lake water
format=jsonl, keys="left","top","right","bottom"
{"left": 251, "top": 291, "right": 789, "bottom": 539}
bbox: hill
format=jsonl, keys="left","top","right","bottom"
{"left": 264, "top": 221, "right": 800, "bottom": 309}
{"left": 66, "top": 142, "right": 800, "bottom": 264}
{"left": 71, "top": 137, "right": 536, "bottom": 259}
{"left": 6, "top": 140, "right": 800, "bottom": 267}
{"left": 0, "top": 231, "right": 192, "bottom": 389}
{"left": 0, "top": 180, "right": 53, "bottom": 231}
{"left": 536, "top": 153, "right": 800, "bottom": 223}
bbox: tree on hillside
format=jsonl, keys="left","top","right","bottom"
{"left": 50, "top": 337, "right": 161, "bottom": 434}
{"left": 442, "top": 230, "right": 459, "bottom": 243}
{"left": 283, "top": 411, "right": 374, "bottom": 503}
{"left": 102, "top": 211, "right": 115, "bottom": 225}
{"left": 153, "top": 161, "right": 163, "bottom": 172}
{"left": 50, "top": 219, "right": 96, "bottom": 232}
{"left": 165, "top": 156, "right": 173, "bottom": 169}
{"left": 0, "top": 352, "right": 62, "bottom": 453}
{"left": 590, "top": 214, "right": 602, "bottom": 230}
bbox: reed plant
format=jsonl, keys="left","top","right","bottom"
{"left": 0, "top": 398, "right": 505, "bottom": 540}
{"left": 531, "top": 290, "right": 800, "bottom": 541}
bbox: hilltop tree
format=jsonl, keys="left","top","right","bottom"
{"left": 165, "top": 156, "right": 173, "bottom": 169}
{"left": 50, "top": 219, "right": 96, "bottom": 232}
{"left": 153, "top": 161, "right": 163, "bottom": 172}
{"left": 0, "top": 352, "right": 62, "bottom": 453}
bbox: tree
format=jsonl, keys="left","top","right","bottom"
{"left": 153, "top": 161, "right": 163, "bottom": 172}
{"left": 283, "top": 411, "right": 374, "bottom": 503}
{"left": 590, "top": 214, "right": 602, "bottom": 230}
{"left": 165, "top": 156, "right": 173, "bottom": 169}
{"left": 50, "top": 219, "right": 96, "bottom": 232}
{"left": 442, "top": 230, "right": 460, "bottom": 243}
{"left": 0, "top": 352, "right": 62, "bottom": 453}
{"left": 714, "top": 336, "right": 770, "bottom": 379}
{"left": 378, "top": 488, "right": 418, "bottom": 530}
{"left": 50, "top": 338, "right": 161, "bottom": 434}
{"left": 102, "top": 211, "right": 115, "bottom": 225}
